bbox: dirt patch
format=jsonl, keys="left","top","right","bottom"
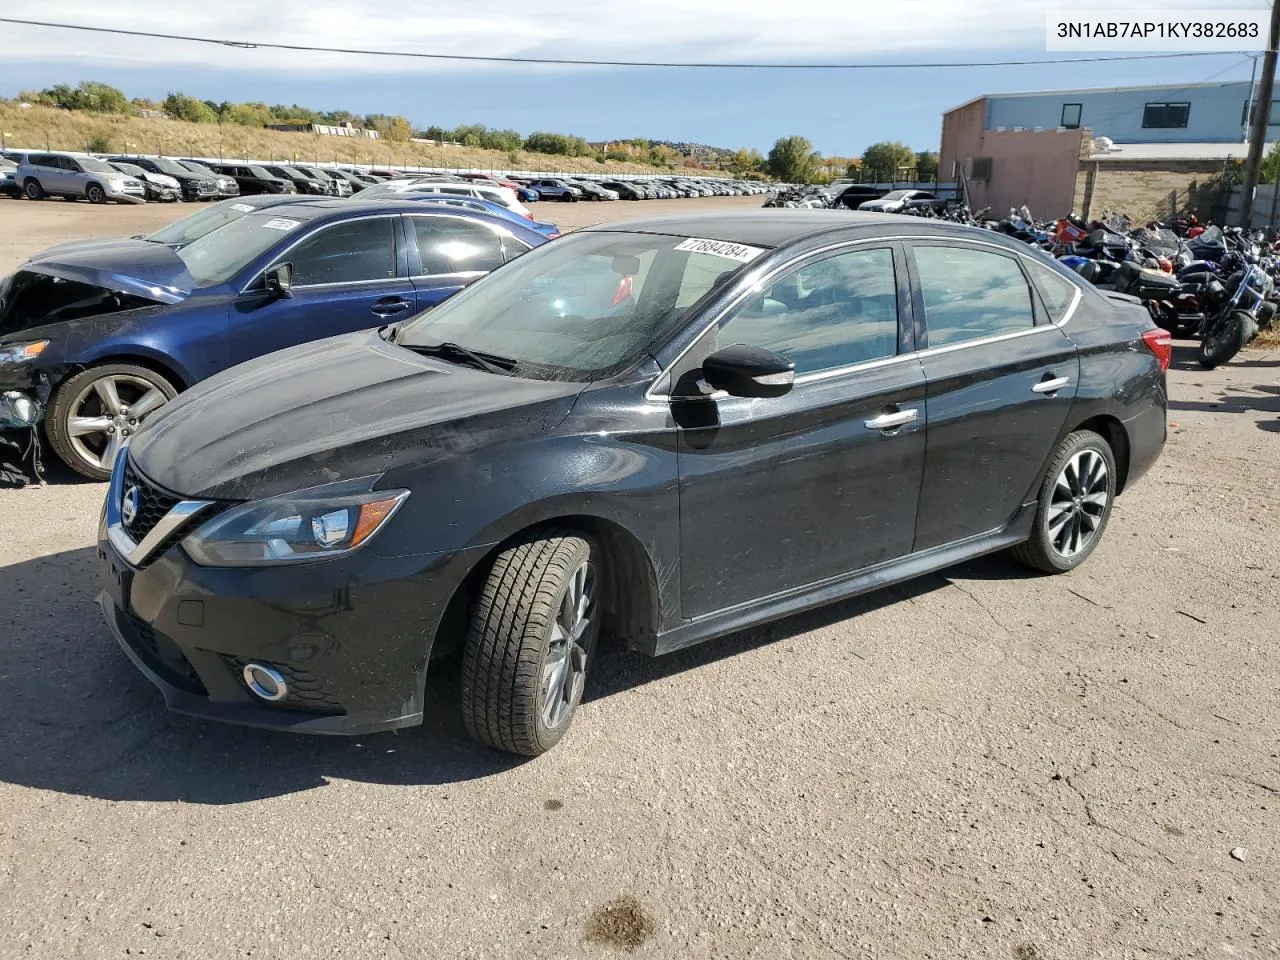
{"left": 1013, "top": 945, "right": 1043, "bottom": 960}
{"left": 585, "top": 895, "right": 654, "bottom": 951}
{"left": 544, "top": 798, "right": 563, "bottom": 811}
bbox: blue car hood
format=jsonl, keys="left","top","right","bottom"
{"left": 23, "top": 241, "right": 194, "bottom": 304}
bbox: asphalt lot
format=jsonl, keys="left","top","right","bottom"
{"left": 0, "top": 194, "right": 1278, "bottom": 960}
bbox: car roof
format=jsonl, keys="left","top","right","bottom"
{"left": 240, "top": 198, "right": 542, "bottom": 232}
{"left": 582, "top": 210, "right": 907, "bottom": 247}
{"left": 582, "top": 210, "right": 1033, "bottom": 254}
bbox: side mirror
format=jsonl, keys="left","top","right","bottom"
{"left": 264, "top": 262, "right": 293, "bottom": 299}
{"left": 701, "top": 344, "right": 795, "bottom": 399}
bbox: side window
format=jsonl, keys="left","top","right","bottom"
{"left": 913, "top": 245, "right": 1034, "bottom": 346}
{"left": 285, "top": 218, "right": 397, "bottom": 286}
{"left": 412, "top": 217, "right": 505, "bottom": 274}
{"left": 711, "top": 247, "right": 900, "bottom": 376}
{"left": 1025, "top": 259, "right": 1079, "bottom": 324}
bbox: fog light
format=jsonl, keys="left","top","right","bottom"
{"left": 242, "top": 662, "right": 288, "bottom": 701}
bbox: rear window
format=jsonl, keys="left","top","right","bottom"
{"left": 1026, "top": 260, "right": 1080, "bottom": 323}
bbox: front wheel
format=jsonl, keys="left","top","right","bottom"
{"left": 23, "top": 179, "right": 44, "bottom": 200}
{"left": 46, "top": 364, "right": 177, "bottom": 480}
{"left": 86, "top": 183, "right": 106, "bottom": 204}
{"left": 1011, "top": 430, "right": 1117, "bottom": 574}
{"left": 461, "top": 531, "right": 600, "bottom": 756}
{"left": 1198, "top": 310, "right": 1251, "bottom": 369}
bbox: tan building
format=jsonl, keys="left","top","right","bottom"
{"left": 940, "top": 89, "right": 1254, "bottom": 221}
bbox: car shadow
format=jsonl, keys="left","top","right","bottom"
{"left": 1168, "top": 383, "right": 1280, "bottom": 431}
{"left": 0, "top": 545, "right": 1013, "bottom": 804}
{"left": 1169, "top": 341, "right": 1204, "bottom": 372}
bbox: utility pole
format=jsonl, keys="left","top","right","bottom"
{"left": 1240, "top": 0, "right": 1280, "bottom": 228}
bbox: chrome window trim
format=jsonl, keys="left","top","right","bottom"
{"left": 408, "top": 270, "right": 487, "bottom": 283}
{"left": 237, "top": 212, "right": 401, "bottom": 294}
{"left": 644, "top": 233, "right": 1084, "bottom": 403}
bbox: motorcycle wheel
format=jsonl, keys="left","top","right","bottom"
{"left": 1198, "top": 310, "right": 1251, "bottom": 369}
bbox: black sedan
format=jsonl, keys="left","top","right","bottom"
{"left": 260, "top": 164, "right": 330, "bottom": 195}
{"left": 203, "top": 162, "right": 294, "bottom": 196}
{"left": 97, "top": 212, "right": 1169, "bottom": 755}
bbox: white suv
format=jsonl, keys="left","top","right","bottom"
{"left": 16, "top": 152, "right": 146, "bottom": 204}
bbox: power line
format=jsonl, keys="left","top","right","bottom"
{"left": 0, "top": 17, "right": 1268, "bottom": 70}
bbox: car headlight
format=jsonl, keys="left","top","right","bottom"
{"left": 182, "top": 477, "right": 409, "bottom": 566}
{"left": 0, "top": 340, "right": 49, "bottom": 365}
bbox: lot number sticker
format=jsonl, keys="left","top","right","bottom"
{"left": 262, "top": 218, "right": 302, "bottom": 231}
{"left": 231, "top": 203, "right": 255, "bottom": 212}
{"left": 673, "top": 237, "right": 765, "bottom": 263}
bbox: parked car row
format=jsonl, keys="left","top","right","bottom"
{"left": 2, "top": 149, "right": 767, "bottom": 208}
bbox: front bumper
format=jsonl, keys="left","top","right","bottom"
{"left": 96, "top": 461, "right": 488, "bottom": 735}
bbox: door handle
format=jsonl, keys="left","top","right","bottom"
{"left": 864, "top": 408, "right": 918, "bottom": 430}
{"left": 1032, "top": 375, "right": 1071, "bottom": 394}
{"left": 371, "top": 297, "right": 412, "bottom": 316}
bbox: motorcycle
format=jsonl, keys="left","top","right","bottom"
{"left": 1198, "top": 263, "right": 1274, "bottom": 368}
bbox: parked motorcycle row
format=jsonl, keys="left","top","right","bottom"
{"left": 764, "top": 184, "right": 1275, "bottom": 369}
{"left": 991, "top": 209, "right": 1276, "bottom": 369}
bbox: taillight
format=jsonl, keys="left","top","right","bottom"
{"left": 1142, "top": 327, "right": 1172, "bottom": 371}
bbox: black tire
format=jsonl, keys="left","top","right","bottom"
{"left": 1198, "top": 310, "right": 1250, "bottom": 369}
{"left": 46, "top": 363, "right": 178, "bottom": 480}
{"left": 461, "top": 530, "right": 600, "bottom": 756}
{"left": 86, "top": 183, "right": 106, "bottom": 204}
{"left": 23, "top": 178, "right": 44, "bottom": 200}
{"left": 1011, "top": 430, "right": 1117, "bottom": 574}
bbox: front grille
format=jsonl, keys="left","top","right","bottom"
{"left": 121, "top": 460, "right": 180, "bottom": 544}
{"left": 117, "top": 608, "right": 207, "bottom": 694}
{"left": 224, "top": 657, "right": 346, "bottom": 715}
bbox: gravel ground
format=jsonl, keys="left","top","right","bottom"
{"left": 0, "top": 195, "right": 1277, "bottom": 960}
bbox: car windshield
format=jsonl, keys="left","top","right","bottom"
{"left": 145, "top": 199, "right": 270, "bottom": 247}
{"left": 175, "top": 211, "right": 311, "bottom": 286}
{"left": 272, "top": 166, "right": 306, "bottom": 178}
{"left": 246, "top": 165, "right": 275, "bottom": 179}
{"left": 881, "top": 190, "right": 912, "bottom": 201}
{"left": 396, "top": 231, "right": 759, "bottom": 381}
{"left": 148, "top": 157, "right": 191, "bottom": 176}
{"left": 78, "top": 156, "right": 117, "bottom": 174}
{"left": 180, "top": 161, "right": 218, "bottom": 176}
{"left": 113, "top": 163, "right": 144, "bottom": 176}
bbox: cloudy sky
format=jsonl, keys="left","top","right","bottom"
{"left": 0, "top": 1, "right": 1265, "bottom": 154}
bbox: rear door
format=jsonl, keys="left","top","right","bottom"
{"left": 227, "top": 213, "right": 413, "bottom": 363}
{"left": 906, "top": 241, "right": 1080, "bottom": 550}
{"left": 405, "top": 213, "right": 510, "bottom": 310}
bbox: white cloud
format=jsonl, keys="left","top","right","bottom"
{"left": 2, "top": 0, "right": 1247, "bottom": 74}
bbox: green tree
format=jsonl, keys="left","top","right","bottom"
{"left": 163, "top": 92, "right": 217, "bottom": 124}
{"left": 524, "top": 131, "right": 576, "bottom": 155}
{"left": 860, "top": 141, "right": 916, "bottom": 182}
{"left": 915, "top": 150, "right": 940, "bottom": 182}
{"left": 766, "top": 135, "right": 821, "bottom": 182}
{"left": 729, "top": 147, "right": 764, "bottom": 176}
{"left": 384, "top": 116, "right": 412, "bottom": 142}
{"left": 1259, "top": 142, "right": 1280, "bottom": 185}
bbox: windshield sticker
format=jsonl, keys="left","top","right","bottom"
{"left": 261, "top": 218, "right": 302, "bottom": 231}
{"left": 231, "top": 203, "right": 254, "bottom": 213}
{"left": 673, "top": 237, "right": 765, "bottom": 263}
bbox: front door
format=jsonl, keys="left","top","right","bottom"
{"left": 906, "top": 241, "right": 1080, "bottom": 550}
{"left": 228, "top": 214, "right": 413, "bottom": 364}
{"left": 675, "top": 244, "right": 927, "bottom": 618}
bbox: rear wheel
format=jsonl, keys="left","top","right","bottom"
{"left": 461, "top": 531, "right": 600, "bottom": 756}
{"left": 1198, "top": 310, "right": 1251, "bottom": 369}
{"left": 46, "top": 364, "right": 177, "bottom": 480}
{"left": 1011, "top": 430, "right": 1117, "bottom": 574}
{"left": 86, "top": 183, "right": 106, "bottom": 204}
{"left": 23, "top": 179, "right": 44, "bottom": 200}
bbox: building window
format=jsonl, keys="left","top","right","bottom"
{"left": 1241, "top": 99, "right": 1280, "bottom": 127}
{"left": 1060, "top": 103, "right": 1082, "bottom": 128}
{"left": 1142, "top": 102, "right": 1190, "bottom": 129}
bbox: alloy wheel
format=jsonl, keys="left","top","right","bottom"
{"left": 1046, "top": 449, "right": 1109, "bottom": 558}
{"left": 540, "top": 560, "right": 595, "bottom": 730}
{"left": 65, "top": 374, "right": 170, "bottom": 471}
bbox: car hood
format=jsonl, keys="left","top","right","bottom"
{"left": 22, "top": 242, "right": 193, "bottom": 304}
{"left": 129, "top": 330, "right": 586, "bottom": 500}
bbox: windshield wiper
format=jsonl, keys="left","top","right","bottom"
{"left": 400, "top": 340, "right": 517, "bottom": 376}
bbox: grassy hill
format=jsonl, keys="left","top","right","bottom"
{"left": 0, "top": 103, "right": 703, "bottom": 176}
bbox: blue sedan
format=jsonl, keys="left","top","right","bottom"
{"left": 372, "top": 192, "right": 561, "bottom": 238}
{"left": 0, "top": 199, "right": 548, "bottom": 478}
